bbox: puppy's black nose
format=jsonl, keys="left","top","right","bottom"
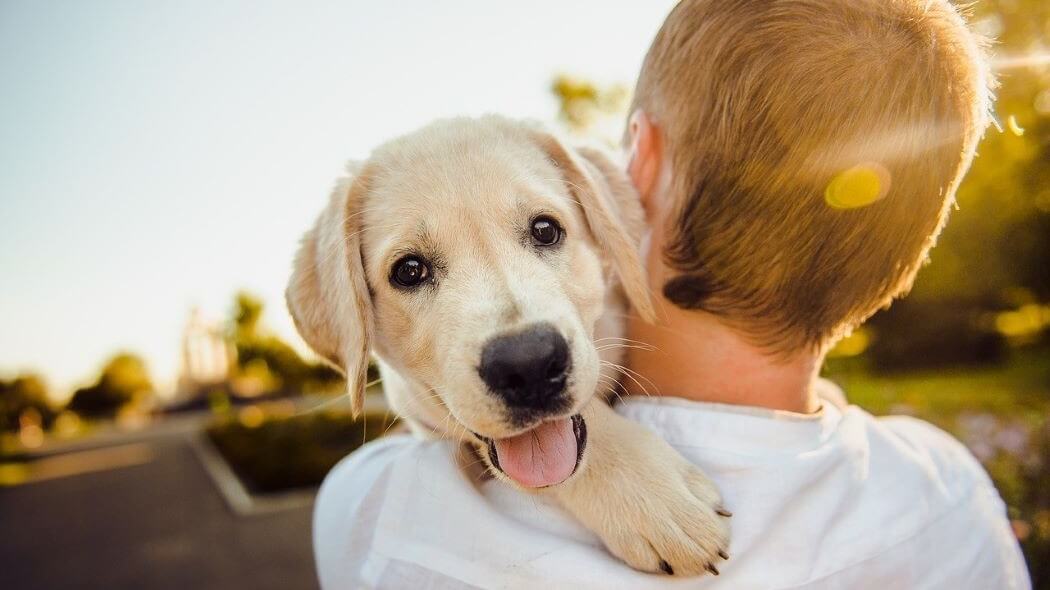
{"left": 479, "top": 324, "right": 570, "bottom": 412}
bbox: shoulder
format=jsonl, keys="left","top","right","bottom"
{"left": 312, "top": 433, "right": 651, "bottom": 589}
{"left": 839, "top": 408, "right": 1004, "bottom": 526}
{"left": 314, "top": 433, "right": 431, "bottom": 512}
{"left": 312, "top": 435, "right": 447, "bottom": 589}
{"left": 869, "top": 413, "right": 996, "bottom": 490}
{"left": 831, "top": 409, "right": 1030, "bottom": 588}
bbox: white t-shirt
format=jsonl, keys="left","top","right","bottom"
{"left": 313, "top": 382, "right": 1030, "bottom": 589}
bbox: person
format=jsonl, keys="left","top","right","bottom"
{"left": 313, "top": 0, "right": 1031, "bottom": 587}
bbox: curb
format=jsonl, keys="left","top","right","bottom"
{"left": 187, "top": 432, "right": 316, "bottom": 516}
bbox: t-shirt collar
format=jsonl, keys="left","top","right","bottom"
{"left": 614, "top": 378, "right": 846, "bottom": 454}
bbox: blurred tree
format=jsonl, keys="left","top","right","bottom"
{"left": 67, "top": 354, "right": 153, "bottom": 419}
{"left": 233, "top": 291, "right": 264, "bottom": 342}
{"left": 0, "top": 374, "right": 55, "bottom": 433}
{"left": 229, "top": 292, "right": 342, "bottom": 396}
{"left": 551, "top": 74, "right": 630, "bottom": 143}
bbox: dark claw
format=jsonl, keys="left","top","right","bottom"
{"left": 659, "top": 560, "right": 674, "bottom": 575}
{"left": 706, "top": 563, "right": 720, "bottom": 576}
{"left": 716, "top": 507, "right": 733, "bottom": 517}
{"left": 718, "top": 550, "right": 730, "bottom": 560}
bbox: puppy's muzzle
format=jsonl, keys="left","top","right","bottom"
{"left": 478, "top": 323, "right": 571, "bottom": 417}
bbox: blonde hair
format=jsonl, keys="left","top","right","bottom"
{"left": 632, "top": 0, "right": 993, "bottom": 352}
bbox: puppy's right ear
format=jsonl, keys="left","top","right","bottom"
{"left": 286, "top": 165, "right": 375, "bottom": 416}
{"left": 526, "top": 128, "right": 656, "bottom": 323}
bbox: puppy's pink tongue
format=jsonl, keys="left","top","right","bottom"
{"left": 493, "top": 417, "right": 577, "bottom": 488}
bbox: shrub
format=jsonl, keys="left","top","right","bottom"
{"left": 0, "top": 375, "right": 54, "bottom": 433}
{"left": 206, "top": 410, "right": 396, "bottom": 493}
{"left": 67, "top": 354, "right": 152, "bottom": 419}
{"left": 866, "top": 299, "right": 1006, "bottom": 372}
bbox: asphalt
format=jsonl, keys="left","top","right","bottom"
{"left": 0, "top": 433, "right": 319, "bottom": 590}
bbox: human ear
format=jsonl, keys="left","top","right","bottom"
{"left": 626, "top": 109, "right": 663, "bottom": 216}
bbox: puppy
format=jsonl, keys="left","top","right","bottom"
{"left": 287, "top": 116, "right": 730, "bottom": 576}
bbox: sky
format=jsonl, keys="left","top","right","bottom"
{"left": 0, "top": 0, "right": 678, "bottom": 400}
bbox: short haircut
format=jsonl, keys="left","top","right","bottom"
{"left": 632, "top": 0, "right": 993, "bottom": 353}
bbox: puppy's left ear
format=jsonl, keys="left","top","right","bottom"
{"left": 529, "top": 130, "right": 656, "bottom": 322}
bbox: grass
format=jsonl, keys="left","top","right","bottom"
{"left": 825, "top": 346, "right": 1050, "bottom": 426}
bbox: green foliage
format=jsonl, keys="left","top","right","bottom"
{"left": 0, "top": 375, "right": 54, "bottom": 433}
{"left": 866, "top": 298, "right": 1007, "bottom": 372}
{"left": 233, "top": 291, "right": 265, "bottom": 341}
{"left": 551, "top": 74, "right": 630, "bottom": 142}
{"left": 228, "top": 291, "right": 342, "bottom": 396}
{"left": 206, "top": 410, "right": 395, "bottom": 493}
{"left": 67, "top": 353, "right": 152, "bottom": 418}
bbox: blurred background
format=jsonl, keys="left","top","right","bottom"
{"left": 1, "top": 1, "right": 1047, "bottom": 588}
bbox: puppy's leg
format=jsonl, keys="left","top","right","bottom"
{"left": 548, "top": 401, "right": 731, "bottom": 576}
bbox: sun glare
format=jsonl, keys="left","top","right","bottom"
{"left": 824, "top": 163, "right": 891, "bottom": 210}
{"left": 993, "top": 52, "right": 1050, "bottom": 70}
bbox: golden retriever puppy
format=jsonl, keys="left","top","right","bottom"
{"left": 287, "top": 116, "right": 730, "bottom": 576}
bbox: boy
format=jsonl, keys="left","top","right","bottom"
{"left": 313, "top": 0, "right": 1030, "bottom": 587}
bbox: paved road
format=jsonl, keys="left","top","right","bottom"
{"left": 0, "top": 433, "right": 318, "bottom": 590}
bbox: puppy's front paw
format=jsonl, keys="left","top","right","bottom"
{"left": 598, "top": 459, "right": 731, "bottom": 576}
{"left": 551, "top": 403, "right": 731, "bottom": 576}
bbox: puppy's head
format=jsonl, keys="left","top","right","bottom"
{"left": 287, "top": 117, "right": 652, "bottom": 486}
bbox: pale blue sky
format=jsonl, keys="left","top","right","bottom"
{"left": 0, "top": 0, "right": 677, "bottom": 398}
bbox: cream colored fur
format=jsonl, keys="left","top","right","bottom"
{"left": 287, "top": 116, "right": 729, "bottom": 575}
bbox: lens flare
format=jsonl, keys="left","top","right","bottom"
{"left": 824, "top": 163, "right": 890, "bottom": 210}
{"left": 993, "top": 53, "right": 1050, "bottom": 71}
{"left": 1007, "top": 115, "right": 1025, "bottom": 137}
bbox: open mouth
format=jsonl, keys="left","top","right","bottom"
{"left": 477, "top": 414, "right": 586, "bottom": 488}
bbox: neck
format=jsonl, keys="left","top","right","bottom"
{"left": 624, "top": 305, "right": 823, "bottom": 414}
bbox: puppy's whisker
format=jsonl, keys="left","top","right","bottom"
{"left": 598, "top": 371, "right": 631, "bottom": 396}
{"left": 596, "top": 343, "right": 658, "bottom": 352}
{"left": 380, "top": 413, "right": 402, "bottom": 438}
{"left": 461, "top": 456, "right": 489, "bottom": 471}
{"left": 601, "top": 359, "right": 658, "bottom": 398}
{"left": 610, "top": 361, "right": 660, "bottom": 393}
{"left": 622, "top": 369, "right": 659, "bottom": 398}
{"left": 293, "top": 393, "right": 349, "bottom": 416}
{"left": 596, "top": 374, "right": 629, "bottom": 405}
{"left": 594, "top": 336, "right": 658, "bottom": 348}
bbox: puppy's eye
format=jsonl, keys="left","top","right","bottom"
{"left": 391, "top": 256, "right": 430, "bottom": 288}
{"left": 530, "top": 216, "right": 563, "bottom": 247}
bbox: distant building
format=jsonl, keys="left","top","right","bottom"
{"left": 176, "top": 307, "right": 234, "bottom": 398}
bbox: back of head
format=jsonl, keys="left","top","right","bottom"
{"left": 633, "top": 0, "right": 993, "bottom": 353}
